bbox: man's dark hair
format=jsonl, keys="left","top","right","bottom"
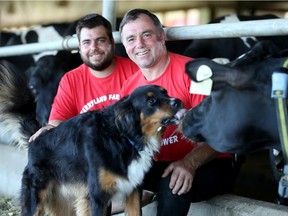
{"left": 76, "top": 14, "right": 113, "bottom": 41}
{"left": 119, "top": 8, "right": 163, "bottom": 36}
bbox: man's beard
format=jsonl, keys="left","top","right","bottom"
{"left": 81, "top": 51, "right": 114, "bottom": 71}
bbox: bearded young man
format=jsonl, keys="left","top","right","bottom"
{"left": 29, "top": 14, "right": 138, "bottom": 142}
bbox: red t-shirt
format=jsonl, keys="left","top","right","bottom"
{"left": 49, "top": 56, "right": 138, "bottom": 121}
{"left": 120, "top": 52, "right": 231, "bottom": 161}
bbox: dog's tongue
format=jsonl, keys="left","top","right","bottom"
{"left": 162, "top": 109, "right": 187, "bottom": 126}
{"left": 175, "top": 108, "right": 187, "bottom": 120}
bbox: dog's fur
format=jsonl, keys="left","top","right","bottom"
{"left": 0, "top": 62, "right": 183, "bottom": 216}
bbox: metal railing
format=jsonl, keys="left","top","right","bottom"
{"left": 0, "top": 18, "right": 287, "bottom": 57}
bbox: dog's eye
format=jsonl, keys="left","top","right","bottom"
{"left": 148, "top": 98, "right": 156, "bottom": 105}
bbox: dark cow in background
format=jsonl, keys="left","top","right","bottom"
{"left": 183, "top": 14, "right": 288, "bottom": 60}
{"left": 0, "top": 22, "right": 83, "bottom": 148}
{"left": 0, "top": 52, "right": 82, "bottom": 146}
{"left": 22, "top": 23, "right": 82, "bottom": 125}
{"left": 0, "top": 22, "right": 82, "bottom": 126}
{"left": 180, "top": 40, "right": 287, "bottom": 154}
{"left": 26, "top": 51, "right": 82, "bottom": 125}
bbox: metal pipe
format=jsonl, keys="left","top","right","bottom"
{"left": 102, "top": 0, "right": 117, "bottom": 30}
{"left": 0, "top": 35, "right": 79, "bottom": 57}
{"left": 0, "top": 18, "right": 288, "bottom": 57}
{"left": 164, "top": 18, "right": 288, "bottom": 40}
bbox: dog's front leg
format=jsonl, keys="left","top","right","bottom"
{"left": 89, "top": 191, "right": 111, "bottom": 216}
{"left": 89, "top": 199, "right": 108, "bottom": 216}
{"left": 124, "top": 189, "right": 141, "bottom": 216}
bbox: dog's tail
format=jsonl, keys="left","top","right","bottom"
{"left": 0, "top": 60, "right": 39, "bottom": 148}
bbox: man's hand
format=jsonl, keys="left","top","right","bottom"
{"left": 28, "top": 120, "right": 62, "bottom": 143}
{"left": 162, "top": 158, "right": 195, "bottom": 195}
{"left": 28, "top": 124, "right": 55, "bottom": 143}
{"left": 162, "top": 142, "right": 217, "bottom": 195}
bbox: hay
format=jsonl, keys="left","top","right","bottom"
{"left": 0, "top": 197, "right": 20, "bottom": 216}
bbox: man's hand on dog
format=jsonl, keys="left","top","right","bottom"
{"left": 28, "top": 125, "right": 55, "bottom": 142}
{"left": 29, "top": 120, "right": 62, "bottom": 142}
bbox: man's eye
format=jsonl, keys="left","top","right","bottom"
{"left": 127, "top": 38, "right": 134, "bottom": 43}
{"left": 82, "top": 41, "right": 90, "bottom": 45}
{"left": 143, "top": 33, "right": 151, "bottom": 38}
{"left": 98, "top": 38, "right": 106, "bottom": 44}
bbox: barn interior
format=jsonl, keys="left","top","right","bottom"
{"left": 1, "top": 1, "right": 288, "bottom": 29}
{"left": 0, "top": 0, "right": 288, "bottom": 215}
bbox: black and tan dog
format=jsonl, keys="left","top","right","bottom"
{"left": 0, "top": 61, "right": 183, "bottom": 216}
{"left": 20, "top": 85, "right": 183, "bottom": 216}
{"left": 0, "top": 60, "right": 186, "bottom": 216}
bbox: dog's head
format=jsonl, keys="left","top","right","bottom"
{"left": 115, "top": 85, "right": 184, "bottom": 137}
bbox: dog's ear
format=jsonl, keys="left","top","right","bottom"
{"left": 114, "top": 97, "right": 140, "bottom": 134}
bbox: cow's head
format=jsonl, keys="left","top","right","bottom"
{"left": 180, "top": 41, "right": 288, "bottom": 154}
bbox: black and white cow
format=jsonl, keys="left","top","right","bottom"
{"left": 180, "top": 41, "right": 287, "bottom": 154}
{"left": 0, "top": 31, "right": 35, "bottom": 72}
{"left": 1, "top": 21, "right": 79, "bottom": 71}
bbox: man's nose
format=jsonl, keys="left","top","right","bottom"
{"left": 135, "top": 36, "right": 145, "bottom": 48}
{"left": 90, "top": 40, "right": 100, "bottom": 50}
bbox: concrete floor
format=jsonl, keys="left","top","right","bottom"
{"left": 115, "top": 150, "right": 286, "bottom": 216}
{"left": 233, "top": 150, "right": 279, "bottom": 204}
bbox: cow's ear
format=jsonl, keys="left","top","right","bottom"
{"left": 114, "top": 98, "right": 139, "bottom": 133}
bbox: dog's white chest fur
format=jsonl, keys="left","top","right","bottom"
{"left": 112, "top": 136, "right": 159, "bottom": 201}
